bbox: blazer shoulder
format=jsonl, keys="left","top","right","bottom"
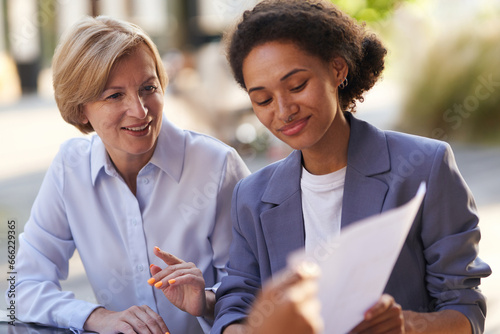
{"left": 237, "top": 158, "right": 283, "bottom": 195}
{"left": 384, "top": 130, "right": 450, "bottom": 158}
{"left": 380, "top": 130, "right": 454, "bottom": 188}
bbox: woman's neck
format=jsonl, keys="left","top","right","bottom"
{"left": 108, "top": 151, "right": 152, "bottom": 196}
{"left": 302, "top": 111, "right": 350, "bottom": 175}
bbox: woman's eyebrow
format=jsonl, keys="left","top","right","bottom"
{"left": 280, "top": 68, "right": 307, "bottom": 82}
{"left": 248, "top": 68, "right": 307, "bottom": 94}
{"left": 101, "top": 76, "right": 158, "bottom": 94}
{"left": 142, "top": 76, "right": 158, "bottom": 84}
{"left": 248, "top": 86, "right": 264, "bottom": 94}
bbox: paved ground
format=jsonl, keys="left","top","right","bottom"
{"left": 0, "top": 93, "right": 499, "bottom": 331}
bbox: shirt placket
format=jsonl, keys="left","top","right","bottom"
{"left": 124, "top": 167, "right": 157, "bottom": 310}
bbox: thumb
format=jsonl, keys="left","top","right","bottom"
{"left": 154, "top": 246, "right": 184, "bottom": 266}
{"left": 365, "top": 294, "right": 394, "bottom": 320}
{"left": 150, "top": 264, "right": 162, "bottom": 276}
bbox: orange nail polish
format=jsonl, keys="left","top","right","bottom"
{"left": 149, "top": 264, "right": 154, "bottom": 269}
{"left": 155, "top": 281, "right": 163, "bottom": 288}
{"left": 168, "top": 279, "right": 176, "bottom": 285}
{"left": 154, "top": 246, "right": 160, "bottom": 252}
{"left": 166, "top": 332, "right": 170, "bottom": 334}
{"left": 147, "top": 278, "right": 155, "bottom": 285}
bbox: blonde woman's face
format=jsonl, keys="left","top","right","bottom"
{"left": 82, "top": 44, "right": 164, "bottom": 168}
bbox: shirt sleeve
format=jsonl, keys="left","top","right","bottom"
{"left": 196, "top": 148, "right": 249, "bottom": 332}
{"left": 209, "top": 148, "right": 250, "bottom": 285}
{"left": 212, "top": 180, "right": 261, "bottom": 334}
{"left": 7, "top": 147, "right": 101, "bottom": 331}
{"left": 422, "top": 143, "right": 491, "bottom": 334}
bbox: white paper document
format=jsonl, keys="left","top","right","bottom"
{"left": 289, "top": 182, "right": 426, "bottom": 334}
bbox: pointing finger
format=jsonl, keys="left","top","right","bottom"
{"left": 154, "top": 246, "right": 184, "bottom": 266}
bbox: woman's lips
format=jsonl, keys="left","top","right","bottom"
{"left": 121, "top": 120, "right": 152, "bottom": 136}
{"left": 278, "top": 116, "right": 310, "bottom": 136}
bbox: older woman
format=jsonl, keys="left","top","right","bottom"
{"left": 213, "top": 1, "right": 491, "bottom": 334}
{"left": 9, "top": 16, "right": 249, "bottom": 333}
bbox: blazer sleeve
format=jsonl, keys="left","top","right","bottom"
{"left": 421, "top": 142, "right": 491, "bottom": 333}
{"left": 212, "top": 180, "right": 262, "bottom": 334}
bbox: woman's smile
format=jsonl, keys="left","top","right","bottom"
{"left": 121, "top": 120, "right": 153, "bottom": 136}
{"left": 278, "top": 115, "right": 311, "bottom": 136}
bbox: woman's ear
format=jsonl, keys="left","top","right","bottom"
{"left": 331, "top": 57, "right": 348, "bottom": 85}
{"left": 79, "top": 107, "right": 89, "bottom": 125}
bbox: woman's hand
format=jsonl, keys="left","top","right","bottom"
{"left": 83, "top": 305, "right": 170, "bottom": 334}
{"left": 348, "top": 294, "right": 404, "bottom": 334}
{"left": 224, "top": 261, "right": 323, "bottom": 334}
{"left": 148, "top": 246, "right": 208, "bottom": 317}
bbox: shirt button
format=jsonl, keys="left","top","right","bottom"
{"left": 143, "top": 178, "right": 149, "bottom": 184}
{"left": 131, "top": 218, "right": 138, "bottom": 226}
{"left": 137, "top": 265, "right": 144, "bottom": 272}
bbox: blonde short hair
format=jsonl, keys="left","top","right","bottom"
{"left": 52, "top": 16, "right": 168, "bottom": 134}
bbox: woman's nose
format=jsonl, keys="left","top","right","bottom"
{"left": 128, "top": 94, "right": 148, "bottom": 119}
{"left": 278, "top": 96, "right": 299, "bottom": 122}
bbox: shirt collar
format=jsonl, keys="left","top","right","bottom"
{"left": 149, "top": 116, "right": 185, "bottom": 183}
{"left": 90, "top": 136, "right": 109, "bottom": 185}
{"left": 90, "top": 115, "right": 186, "bottom": 185}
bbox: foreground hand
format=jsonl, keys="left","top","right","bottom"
{"left": 83, "top": 305, "right": 169, "bottom": 334}
{"left": 148, "top": 246, "right": 207, "bottom": 317}
{"left": 244, "top": 261, "right": 323, "bottom": 334}
{"left": 349, "top": 294, "right": 404, "bottom": 334}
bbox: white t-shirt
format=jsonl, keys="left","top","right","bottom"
{"left": 301, "top": 166, "right": 346, "bottom": 255}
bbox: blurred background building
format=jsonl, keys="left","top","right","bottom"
{"left": 1, "top": 0, "right": 500, "bottom": 146}
{"left": 1, "top": 0, "right": 499, "bottom": 331}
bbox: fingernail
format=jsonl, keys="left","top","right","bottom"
{"left": 155, "top": 281, "right": 163, "bottom": 288}
{"left": 147, "top": 278, "right": 155, "bottom": 285}
{"left": 166, "top": 332, "right": 170, "bottom": 334}
{"left": 149, "top": 264, "right": 154, "bottom": 269}
{"left": 154, "top": 246, "right": 160, "bottom": 252}
{"left": 168, "top": 279, "right": 176, "bottom": 285}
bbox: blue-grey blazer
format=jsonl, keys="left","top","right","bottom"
{"left": 213, "top": 112, "right": 491, "bottom": 334}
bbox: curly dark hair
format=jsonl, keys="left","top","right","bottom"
{"left": 224, "top": 0, "right": 387, "bottom": 112}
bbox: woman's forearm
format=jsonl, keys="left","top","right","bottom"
{"left": 404, "top": 310, "right": 471, "bottom": 334}
{"left": 223, "top": 323, "right": 248, "bottom": 334}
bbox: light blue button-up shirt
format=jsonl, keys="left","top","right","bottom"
{"left": 12, "top": 116, "right": 250, "bottom": 333}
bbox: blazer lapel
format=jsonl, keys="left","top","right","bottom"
{"left": 260, "top": 150, "right": 305, "bottom": 274}
{"left": 342, "top": 168, "right": 389, "bottom": 227}
{"left": 342, "top": 113, "right": 390, "bottom": 228}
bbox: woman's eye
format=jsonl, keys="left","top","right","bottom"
{"left": 291, "top": 80, "right": 308, "bottom": 92}
{"left": 256, "top": 98, "right": 272, "bottom": 106}
{"left": 143, "top": 85, "right": 157, "bottom": 93}
{"left": 106, "top": 92, "right": 122, "bottom": 100}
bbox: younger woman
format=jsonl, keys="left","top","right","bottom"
{"left": 213, "top": 1, "right": 491, "bottom": 333}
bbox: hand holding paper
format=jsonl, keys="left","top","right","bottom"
{"left": 289, "top": 182, "right": 426, "bottom": 334}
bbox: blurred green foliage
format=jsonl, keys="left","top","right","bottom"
{"left": 332, "top": 0, "right": 414, "bottom": 22}
{"left": 400, "top": 20, "right": 500, "bottom": 144}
